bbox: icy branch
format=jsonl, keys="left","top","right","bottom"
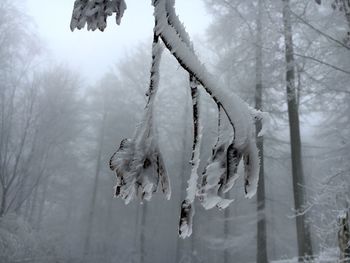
{"left": 179, "top": 77, "right": 202, "bottom": 238}
{"left": 153, "top": 0, "right": 260, "bottom": 199}
{"left": 70, "top": 0, "right": 127, "bottom": 31}
{"left": 109, "top": 34, "right": 171, "bottom": 203}
{"left": 198, "top": 107, "right": 242, "bottom": 210}
{"left": 70, "top": 0, "right": 265, "bottom": 239}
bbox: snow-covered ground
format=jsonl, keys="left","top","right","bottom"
{"left": 272, "top": 248, "right": 342, "bottom": 263}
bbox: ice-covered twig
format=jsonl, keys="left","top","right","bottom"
{"left": 162, "top": 1, "right": 203, "bottom": 238}
{"left": 70, "top": 0, "right": 127, "bottom": 31}
{"left": 198, "top": 106, "right": 242, "bottom": 210}
{"left": 165, "top": 0, "right": 192, "bottom": 49}
{"left": 198, "top": 142, "right": 235, "bottom": 210}
{"left": 179, "top": 76, "right": 202, "bottom": 238}
{"left": 154, "top": 0, "right": 260, "bottom": 199}
{"left": 109, "top": 33, "right": 171, "bottom": 204}
{"left": 70, "top": 0, "right": 264, "bottom": 237}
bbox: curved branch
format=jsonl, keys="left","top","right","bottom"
{"left": 290, "top": 9, "right": 350, "bottom": 51}
{"left": 154, "top": 0, "right": 259, "bottom": 200}
{"left": 154, "top": 0, "right": 255, "bottom": 150}
{"left": 164, "top": 2, "right": 203, "bottom": 238}
{"left": 295, "top": 53, "right": 350, "bottom": 75}
{"left": 109, "top": 29, "right": 171, "bottom": 203}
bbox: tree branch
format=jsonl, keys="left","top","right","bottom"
{"left": 295, "top": 53, "right": 350, "bottom": 75}
{"left": 290, "top": 9, "right": 350, "bottom": 51}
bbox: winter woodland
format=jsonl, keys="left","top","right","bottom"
{"left": 0, "top": 0, "right": 350, "bottom": 262}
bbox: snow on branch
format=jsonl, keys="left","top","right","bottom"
{"left": 161, "top": 1, "right": 204, "bottom": 238}
{"left": 70, "top": 0, "right": 127, "bottom": 31}
{"left": 109, "top": 35, "right": 171, "bottom": 203}
{"left": 70, "top": 0, "right": 266, "bottom": 238}
{"left": 179, "top": 77, "right": 202, "bottom": 238}
{"left": 153, "top": 0, "right": 261, "bottom": 199}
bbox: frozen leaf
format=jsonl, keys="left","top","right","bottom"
{"left": 109, "top": 136, "right": 170, "bottom": 203}
{"left": 198, "top": 143, "right": 235, "bottom": 210}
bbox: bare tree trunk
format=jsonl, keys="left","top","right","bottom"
{"left": 224, "top": 192, "right": 230, "bottom": 263}
{"left": 0, "top": 186, "right": 7, "bottom": 217}
{"left": 23, "top": 197, "right": 31, "bottom": 220}
{"left": 282, "top": 0, "right": 313, "bottom": 260}
{"left": 176, "top": 89, "right": 191, "bottom": 263}
{"left": 132, "top": 204, "right": 140, "bottom": 263}
{"left": 190, "top": 204, "right": 197, "bottom": 262}
{"left": 36, "top": 176, "right": 49, "bottom": 230}
{"left": 65, "top": 173, "right": 76, "bottom": 262}
{"left": 28, "top": 184, "right": 39, "bottom": 224}
{"left": 83, "top": 111, "right": 106, "bottom": 256}
{"left": 140, "top": 202, "right": 148, "bottom": 263}
{"left": 255, "top": 0, "right": 268, "bottom": 262}
{"left": 176, "top": 168, "right": 187, "bottom": 263}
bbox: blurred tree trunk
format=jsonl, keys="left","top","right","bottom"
{"left": 175, "top": 91, "right": 191, "bottom": 263}
{"left": 175, "top": 164, "right": 187, "bottom": 263}
{"left": 65, "top": 173, "right": 76, "bottom": 262}
{"left": 282, "top": 0, "right": 313, "bottom": 260}
{"left": 0, "top": 188, "right": 7, "bottom": 217}
{"left": 140, "top": 202, "right": 148, "bottom": 263}
{"left": 83, "top": 111, "right": 106, "bottom": 256}
{"left": 36, "top": 176, "right": 49, "bottom": 230}
{"left": 132, "top": 203, "right": 140, "bottom": 262}
{"left": 23, "top": 196, "right": 31, "bottom": 220}
{"left": 224, "top": 192, "right": 230, "bottom": 263}
{"left": 191, "top": 204, "right": 197, "bottom": 262}
{"left": 29, "top": 184, "right": 39, "bottom": 224}
{"left": 255, "top": 0, "right": 268, "bottom": 262}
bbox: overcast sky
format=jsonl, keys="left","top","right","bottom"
{"left": 25, "top": 0, "right": 209, "bottom": 83}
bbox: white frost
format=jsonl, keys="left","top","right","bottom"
{"left": 154, "top": 0, "right": 260, "bottom": 200}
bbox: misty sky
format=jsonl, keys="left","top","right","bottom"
{"left": 25, "top": 0, "right": 209, "bottom": 83}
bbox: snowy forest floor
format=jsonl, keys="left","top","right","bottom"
{"left": 0, "top": 213, "right": 346, "bottom": 263}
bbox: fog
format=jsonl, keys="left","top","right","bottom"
{"left": 26, "top": 0, "right": 209, "bottom": 82}
{"left": 1, "top": 0, "right": 350, "bottom": 263}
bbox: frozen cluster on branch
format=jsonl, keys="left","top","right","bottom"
{"left": 109, "top": 37, "right": 171, "bottom": 203}
{"left": 70, "top": 0, "right": 127, "bottom": 31}
{"left": 70, "top": 0, "right": 268, "bottom": 238}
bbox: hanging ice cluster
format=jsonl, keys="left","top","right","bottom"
{"left": 109, "top": 40, "right": 171, "bottom": 204}
{"left": 70, "top": 0, "right": 127, "bottom": 31}
{"left": 70, "top": 0, "right": 268, "bottom": 238}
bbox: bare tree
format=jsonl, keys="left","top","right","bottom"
{"left": 255, "top": 1, "right": 268, "bottom": 263}
{"left": 282, "top": 0, "right": 313, "bottom": 260}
